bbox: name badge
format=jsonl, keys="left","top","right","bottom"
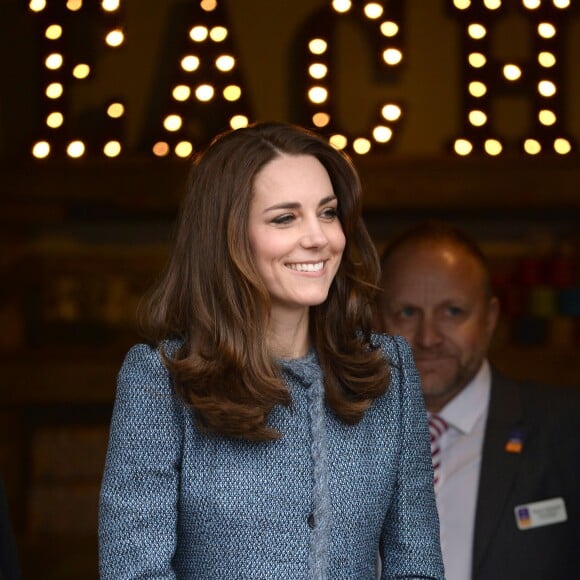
{"left": 514, "top": 497, "right": 567, "bottom": 530}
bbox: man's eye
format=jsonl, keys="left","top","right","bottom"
{"left": 400, "top": 307, "right": 416, "bottom": 318}
{"left": 446, "top": 306, "right": 463, "bottom": 316}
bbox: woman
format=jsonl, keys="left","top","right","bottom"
{"left": 99, "top": 122, "right": 444, "bottom": 579}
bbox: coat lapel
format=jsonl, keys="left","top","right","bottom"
{"left": 472, "top": 370, "right": 526, "bottom": 574}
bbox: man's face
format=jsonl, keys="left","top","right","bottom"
{"left": 380, "top": 241, "right": 499, "bottom": 412}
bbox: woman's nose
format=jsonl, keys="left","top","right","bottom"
{"left": 300, "top": 218, "right": 329, "bottom": 248}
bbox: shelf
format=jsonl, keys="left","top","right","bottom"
{"left": 357, "top": 155, "right": 580, "bottom": 211}
{"left": 1, "top": 156, "right": 580, "bottom": 225}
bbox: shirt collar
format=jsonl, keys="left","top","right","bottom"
{"left": 437, "top": 360, "right": 491, "bottom": 435}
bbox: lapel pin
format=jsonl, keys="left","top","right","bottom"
{"left": 505, "top": 428, "right": 526, "bottom": 453}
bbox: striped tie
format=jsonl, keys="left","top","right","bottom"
{"left": 428, "top": 414, "right": 448, "bottom": 492}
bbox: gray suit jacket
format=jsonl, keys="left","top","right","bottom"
{"left": 472, "top": 371, "right": 580, "bottom": 580}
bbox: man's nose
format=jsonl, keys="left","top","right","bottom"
{"left": 416, "top": 317, "right": 443, "bottom": 348}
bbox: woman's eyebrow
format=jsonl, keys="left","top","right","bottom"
{"left": 264, "top": 194, "right": 336, "bottom": 213}
{"left": 318, "top": 194, "right": 337, "bottom": 207}
{"left": 263, "top": 201, "right": 300, "bottom": 212}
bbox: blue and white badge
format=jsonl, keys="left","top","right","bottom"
{"left": 514, "top": 497, "right": 567, "bottom": 530}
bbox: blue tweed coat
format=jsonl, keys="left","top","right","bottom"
{"left": 99, "top": 334, "right": 444, "bottom": 579}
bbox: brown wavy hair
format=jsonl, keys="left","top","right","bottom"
{"left": 141, "top": 122, "right": 390, "bottom": 441}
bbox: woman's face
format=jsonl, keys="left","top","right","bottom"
{"left": 248, "top": 154, "right": 346, "bottom": 318}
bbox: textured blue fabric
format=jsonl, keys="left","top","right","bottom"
{"left": 99, "top": 334, "right": 444, "bottom": 579}
{"left": 283, "top": 350, "right": 331, "bottom": 579}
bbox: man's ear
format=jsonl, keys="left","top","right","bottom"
{"left": 486, "top": 296, "right": 500, "bottom": 336}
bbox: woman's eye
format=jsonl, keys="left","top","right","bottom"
{"left": 320, "top": 207, "right": 338, "bottom": 220}
{"left": 271, "top": 213, "right": 294, "bottom": 225}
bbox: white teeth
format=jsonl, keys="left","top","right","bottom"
{"left": 287, "top": 261, "right": 324, "bottom": 272}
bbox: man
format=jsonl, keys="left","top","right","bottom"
{"left": 376, "top": 220, "right": 580, "bottom": 580}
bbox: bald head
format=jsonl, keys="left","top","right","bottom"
{"left": 380, "top": 220, "right": 493, "bottom": 299}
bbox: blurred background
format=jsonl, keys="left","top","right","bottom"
{"left": 1, "top": 0, "right": 579, "bottom": 577}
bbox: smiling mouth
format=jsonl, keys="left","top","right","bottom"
{"left": 286, "top": 261, "right": 325, "bottom": 272}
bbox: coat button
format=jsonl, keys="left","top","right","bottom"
{"left": 307, "top": 513, "right": 315, "bottom": 529}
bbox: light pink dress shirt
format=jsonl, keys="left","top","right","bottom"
{"left": 431, "top": 360, "right": 491, "bottom": 580}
